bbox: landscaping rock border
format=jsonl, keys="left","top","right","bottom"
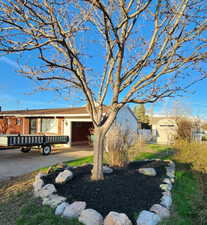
{"left": 33, "top": 160, "right": 175, "bottom": 225}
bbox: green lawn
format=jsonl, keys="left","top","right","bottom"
{"left": 40, "top": 156, "right": 93, "bottom": 173}
{"left": 17, "top": 203, "right": 83, "bottom": 225}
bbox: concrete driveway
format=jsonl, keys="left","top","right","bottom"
{"left": 0, "top": 146, "right": 93, "bottom": 182}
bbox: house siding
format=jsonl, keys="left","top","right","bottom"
{"left": 115, "top": 106, "right": 138, "bottom": 133}
{"left": 0, "top": 106, "right": 139, "bottom": 147}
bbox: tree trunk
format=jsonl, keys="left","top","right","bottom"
{"left": 91, "top": 126, "right": 105, "bottom": 180}
{"left": 91, "top": 110, "right": 119, "bottom": 180}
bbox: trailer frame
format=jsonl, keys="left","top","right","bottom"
{"left": 0, "top": 135, "right": 69, "bottom": 155}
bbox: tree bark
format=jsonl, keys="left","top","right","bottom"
{"left": 91, "top": 126, "right": 105, "bottom": 180}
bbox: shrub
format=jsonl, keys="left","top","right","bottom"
{"left": 104, "top": 123, "right": 137, "bottom": 167}
{"left": 175, "top": 118, "right": 193, "bottom": 141}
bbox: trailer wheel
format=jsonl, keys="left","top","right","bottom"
{"left": 42, "top": 145, "right": 51, "bottom": 155}
{"left": 21, "top": 147, "right": 31, "bottom": 153}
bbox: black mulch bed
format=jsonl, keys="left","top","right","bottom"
{"left": 42, "top": 160, "right": 168, "bottom": 223}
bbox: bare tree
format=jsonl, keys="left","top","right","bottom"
{"left": 0, "top": 0, "right": 206, "bottom": 180}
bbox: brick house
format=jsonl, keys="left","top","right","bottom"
{"left": 0, "top": 106, "right": 138, "bottom": 147}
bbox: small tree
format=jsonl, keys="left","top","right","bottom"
{"left": 0, "top": 0, "right": 206, "bottom": 180}
{"left": 176, "top": 117, "right": 193, "bottom": 141}
{"left": 133, "top": 104, "right": 149, "bottom": 124}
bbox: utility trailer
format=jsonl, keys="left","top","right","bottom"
{"left": 0, "top": 135, "right": 69, "bottom": 155}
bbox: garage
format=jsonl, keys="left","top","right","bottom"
{"left": 71, "top": 121, "right": 93, "bottom": 145}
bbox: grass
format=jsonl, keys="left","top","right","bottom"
{"left": 158, "top": 170, "right": 199, "bottom": 225}
{"left": 40, "top": 156, "right": 93, "bottom": 173}
{"left": 0, "top": 143, "right": 206, "bottom": 225}
{"left": 67, "top": 156, "right": 93, "bottom": 167}
{"left": 134, "top": 144, "right": 174, "bottom": 161}
{"left": 16, "top": 203, "right": 83, "bottom": 225}
{"left": 137, "top": 144, "right": 207, "bottom": 225}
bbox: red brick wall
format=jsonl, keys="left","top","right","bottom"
{"left": 0, "top": 117, "right": 23, "bottom": 134}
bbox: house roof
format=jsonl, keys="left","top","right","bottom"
{"left": 150, "top": 116, "right": 176, "bottom": 125}
{"left": 0, "top": 106, "right": 90, "bottom": 116}
{"left": 0, "top": 105, "right": 112, "bottom": 117}
{"left": 0, "top": 105, "right": 138, "bottom": 122}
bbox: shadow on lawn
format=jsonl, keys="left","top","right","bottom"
{"left": 134, "top": 146, "right": 175, "bottom": 161}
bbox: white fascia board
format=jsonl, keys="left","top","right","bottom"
{"left": 1, "top": 113, "right": 90, "bottom": 117}
{"left": 65, "top": 118, "right": 93, "bottom": 122}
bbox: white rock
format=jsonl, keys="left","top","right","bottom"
{"left": 150, "top": 204, "right": 170, "bottom": 219}
{"left": 160, "top": 195, "right": 172, "bottom": 209}
{"left": 149, "top": 158, "right": 161, "bottom": 162}
{"left": 55, "top": 202, "right": 70, "bottom": 215}
{"left": 38, "top": 184, "right": 56, "bottom": 198}
{"left": 162, "top": 191, "right": 171, "bottom": 197}
{"left": 79, "top": 208, "right": 103, "bottom": 225}
{"left": 163, "top": 159, "right": 172, "bottom": 164}
{"left": 55, "top": 169, "right": 73, "bottom": 184}
{"left": 170, "top": 178, "right": 175, "bottom": 183}
{"left": 42, "top": 194, "right": 66, "bottom": 208}
{"left": 166, "top": 167, "right": 175, "bottom": 178}
{"left": 138, "top": 168, "right": 157, "bottom": 176}
{"left": 62, "top": 201, "right": 86, "bottom": 218}
{"left": 163, "top": 178, "right": 171, "bottom": 184}
{"left": 35, "top": 172, "right": 45, "bottom": 181}
{"left": 160, "top": 183, "right": 172, "bottom": 191}
{"left": 104, "top": 211, "right": 132, "bottom": 225}
{"left": 154, "top": 158, "right": 161, "bottom": 162}
{"left": 103, "top": 166, "right": 113, "bottom": 174}
{"left": 136, "top": 210, "right": 161, "bottom": 225}
{"left": 164, "top": 160, "right": 175, "bottom": 169}
{"left": 33, "top": 179, "right": 44, "bottom": 192}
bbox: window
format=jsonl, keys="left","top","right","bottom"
{"left": 16, "top": 118, "right": 21, "bottom": 125}
{"left": 29, "top": 118, "right": 37, "bottom": 134}
{"left": 7, "top": 118, "right": 11, "bottom": 125}
{"left": 41, "top": 118, "right": 55, "bottom": 132}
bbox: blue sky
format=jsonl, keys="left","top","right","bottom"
{"left": 0, "top": 55, "right": 70, "bottom": 110}
{"left": 1, "top": 55, "right": 207, "bottom": 119}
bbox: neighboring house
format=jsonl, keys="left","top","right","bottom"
{"left": 150, "top": 116, "right": 203, "bottom": 144}
{"left": 0, "top": 106, "right": 138, "bottom": 147}
{"left": 151, "top": 117, "right": 177, "bottom": 144}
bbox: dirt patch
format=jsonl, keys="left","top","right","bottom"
{"left": 43, "top": 160, "right": 167, "bottom": 222}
